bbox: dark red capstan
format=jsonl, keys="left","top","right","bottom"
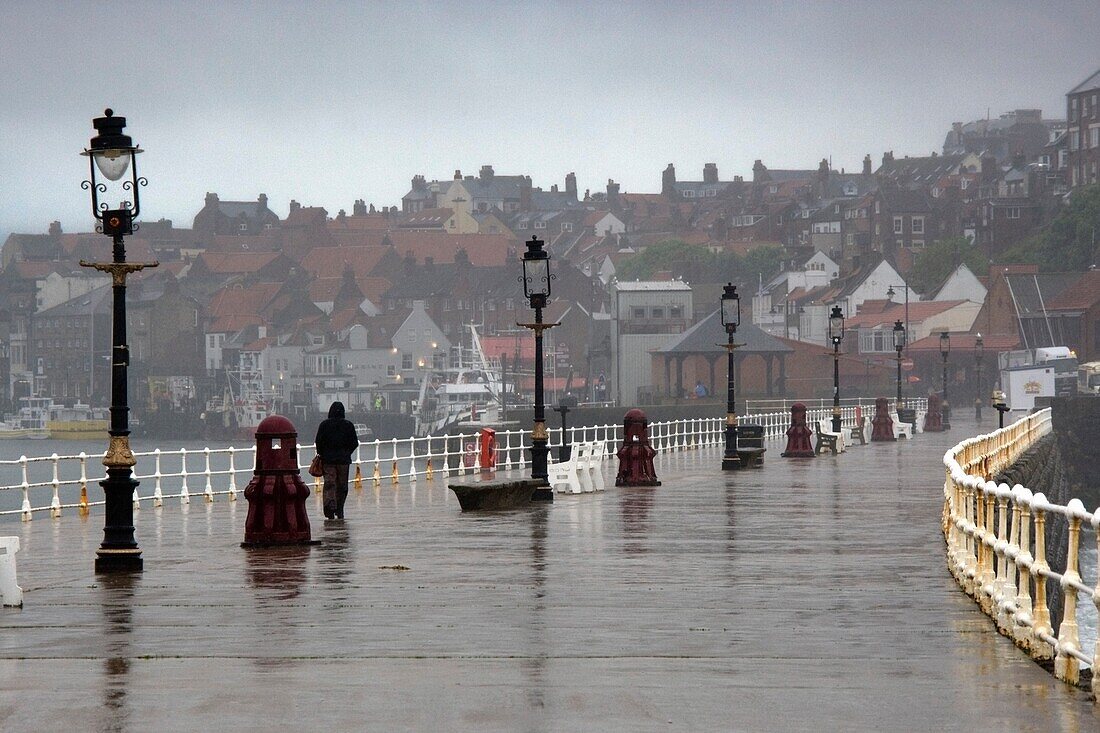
{"left": 615, "top": 409, "right": 660, "bottom": 486}
{"left": 243, "top": 414, "right": 313, "bottom": 546}
{"left": 781, "top": 402, "right": 815, "bottom": 458}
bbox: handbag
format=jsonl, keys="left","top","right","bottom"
{"left": 308, "top": 454, "right": 324, "bottom": 477}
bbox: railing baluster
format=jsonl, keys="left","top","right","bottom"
{"left": 153, "top": 448, "right": 164, "bottom": 507}
{"left": 20, "top": 456, "right": 31, "bottom": 522}
{"left": 1054, "top": 499, "right": 1084, "bottom": 684}
{"left": 49, "top": 453, "right": 61, "bottom": 518}
{"left": 179, "top": 448, "right": 190, "bottom": 505}
{"left": 203, "top": 447, "right": 214, "bottom": 503}
{"left": 227, "top": 447, "right": 238, "bottom": 501}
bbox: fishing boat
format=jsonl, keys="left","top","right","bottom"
{"left": 413, "top": 326, "right": 506, "bottom": 436}
{"left": 47, "top": 403, "right": 110, "bottom": 440}
{"left": 0, "top": 396, "right": 51, "bottom": 440}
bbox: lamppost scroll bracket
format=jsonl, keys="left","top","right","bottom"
{"left": 79, "top": 259, "right": 160, "bottom": 286}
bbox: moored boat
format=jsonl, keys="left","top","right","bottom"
{"left": 47, "top": 403, "right": 109, "bottom": 440}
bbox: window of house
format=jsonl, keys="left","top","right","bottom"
{"left": 683, "top": 190, "right": 695, "bottom": 198}
{"left": 912, "top": 240, "right": 925, "bottom": 248}
{"left": 238, "top": 222, "right": 248, "bottom": 231}
{"left": 670, "top": 306, "right": 683, "bottom": 319}
{"left": 562, "top": 222, "right": 573, "bottom": 232}
{"left": 707, "top": 189, "right": 717, "bottom": 197}
{"left": 769, "top": 185, "right": 778, "bottom": 194}
{"left": 1007, "top": 207, "right": 1021, "bottom": 219}
{"left": 651, "top": 307, "right": 665, "bottom": 319}
{"left": 1091, "top": 128, "right": 1099, "bottom": 148}
{"left": 893, "top": 217, "right": 903, "bottom": 234}
{"left": 874, "top": 200, "right": 880, "bottom": 214}
{"left": 401, "top": 354, "right": 412, "bottom": 370}
{"left": 631, "top": 307, "right": 646, "bottom": 319}
{"left": 408, "top": 329, "right": 417, "bottom": 342}
{"left": 478, "top": 203, "right": 488, "bottom": 213}
{"left": 534, "top": 220, "right": 546, "bottom": 229}
{"left": 912, "top": 216, "right": 924, "bottom": 234}
{"left": 518, "top": 222, "right": 527, "bottom": 229}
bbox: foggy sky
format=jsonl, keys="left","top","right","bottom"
{"left": 1, "top": 0, "right": 1098, "bottom": 240}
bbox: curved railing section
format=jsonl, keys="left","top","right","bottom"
{"left": 943, "top": 407, "right": 1100, "bottom": 698}
{"left": 1, "top": 401, "right": 912, "bottom": 521}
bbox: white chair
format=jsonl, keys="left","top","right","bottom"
{"left": 0, "top": 536, "right": 23, "bottom": 607}
{"left": 912, "top": 409, "right": 926, "bottom": 434}
{"left": 573, "top": 443, "right": 595, "bottom": 493}
{"left": 889, "top": 413, "right": 913, "bottom": 439}
{"left": 588, "top": 441, "right": 607, "bottom": 492}
{"left": 548, "top": 448, "right": 582, "bottom": 494}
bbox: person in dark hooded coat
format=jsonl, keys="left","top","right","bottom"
{"left": 314, "top": 401, "right": 359, "bottom": 519}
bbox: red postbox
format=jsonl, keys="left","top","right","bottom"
{"left": 242, "top": 415, "right": 314, "bottom": 546}
{"left": 479, "top": 427, "right": 496, "bottom": 473}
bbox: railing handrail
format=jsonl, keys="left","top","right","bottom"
{"left": 942, "top": 407, "right": 1100, "bottom": 698}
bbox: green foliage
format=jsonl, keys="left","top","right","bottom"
{"left": 907, "top": 237, "right": 989, "bottom": 294}
{"left": 1002, "top": 184, "right": 1100, "bottom": 271}
{"left": 614, "top": 239, "right": 784, "bottom": 286}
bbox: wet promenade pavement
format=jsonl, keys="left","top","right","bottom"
{"left": 1, "top": 416, "right": 1097, "bottom": 731}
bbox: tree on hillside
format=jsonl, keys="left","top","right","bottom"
{"left": 907, "top": 236, "right": 989, "bottom": 295}
{"left": 1003, "top": 184, "right": 1100, "bottom": 271}
{"left": 614, "top": 239, "right": 784, "bottom": 286}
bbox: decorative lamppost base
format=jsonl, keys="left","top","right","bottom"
{"left": 95, "top": 549, "right": 143, "bottom": 574}
{"left": 530, "top": 483, "right": 554, "bottom": 502}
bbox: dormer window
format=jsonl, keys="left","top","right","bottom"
{"left": 562, "top": 222, "right": 573, "bottom": 232}
{"left": 238, "top": 222, "right": 248, "bottom": 231}
{"left": 534, "top": 220, "right": 546, "bottom": 229}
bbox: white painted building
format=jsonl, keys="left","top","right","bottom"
{"left": 611, "top": 281, "right": 693, "bottom": 404}
{"left": 928, "top": 263, "right": 987, "bottom": 304}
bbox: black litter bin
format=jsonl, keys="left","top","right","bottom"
{"left": 736, "top": 424, "right": 766, "bottom": 468}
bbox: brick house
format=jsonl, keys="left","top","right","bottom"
{"left": 1066, "top": 68, "right": 1100, "bottom": 189}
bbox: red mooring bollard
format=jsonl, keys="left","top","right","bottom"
{"left": 615, "top": 409, "right": 660, "bottom": 486}
{"left": 870, "top": 397, "right": 896, "bottom": 442}
{"left": 781, "top": 402, "right": 815, "bottom": 457}
{"left": 242, "top": 415, "right": 315, "bottom": 546}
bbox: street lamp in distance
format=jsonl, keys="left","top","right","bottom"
{"left": 828, "top": 305, "right": 845, "bottom": 433}
{"left": 892, "top": 320, "right": 906, "bottom": 408}
{"left": 992, "top": 388, "right": 1009, "bottom": 429}
{"left": 939, "top": 331, "right": 951, "bottom": 430}
{"left": 974, "top": 333, "right": 984, "bottom": 422}
{"left": 518, "top": 236, "right": 556, "bottom": 500}
{"left": 720, "top": 283, "right": 741, "bottom": 471}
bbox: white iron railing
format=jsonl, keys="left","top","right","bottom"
{"left": 1, "top": 401, "right": 926, "bottom": 521}
{"left": 943, "top": 407, "right": 1100, "bottom": 699}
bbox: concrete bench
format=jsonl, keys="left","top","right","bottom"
{"left": 889, "top": 413, "right": 913, "bottom": 439}
{"left": 815, "top": 421, "right": 845, "bottom": 455}
{"left": 0, "top": 536, "right": 23, "bottom": 607}
{"left": 448, "top": 479, "right": 546, "bottom": 511}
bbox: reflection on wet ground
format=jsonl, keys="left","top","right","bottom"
{"left": 0, "top": 417, "right": 1097, "bottom": 731}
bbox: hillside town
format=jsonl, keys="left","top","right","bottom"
{"left": 2, "top": 68, "right": 1099, "bottom": 439}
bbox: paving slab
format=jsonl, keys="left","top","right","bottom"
{"left": 1, "top": 417, "right": 1097, "bottom": 731}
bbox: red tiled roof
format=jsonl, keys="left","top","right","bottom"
{"left": 327, "top": 214, "right": 394, "bottom": 231}
{"left": 300, "top": 246, "right": 391, "bottom": 279}
{"left": 207, "top": 233, "right": 281, "bottom": 253}
{"left": 906, "top": 332, "right": 1019, "bottom": 353}
{"left": 388, "top": 231, "right": 513, "bottom": 266}
{"left": 846, "top": 300, "right": 968, "bottom": 328}
{"left": 207, "top": 282, "right": 283, "bottom": 320}
{"left": 209, "top": 314, "right": 263, "bottom": 333}
{"left": 198, "top": 251, "right": 280, "bottom": 274}
{"left": 1046, "top": 271, "right": 1100, "bottom": 310}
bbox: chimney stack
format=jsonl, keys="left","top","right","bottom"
{"left": 289, "top": 200, "right": 301, "bottom": 214}
{"left": 454, "top": 169, "right": 462, "bottom": 180}
{"left": 703, "top": 163, "right": 718, "bottom": 184}
{"left": 353, "top": 199, "right": 367, "bottom": 216}
{"left": 862, "top": 154, "right": 872, "bottom": 176}
{"left": 479, "top": 164, "right": 495, "bottom": 181}
{"left": 519, "top": 175, "right": 533, "bottom": 211}
{"left": 752, "top": 160, "right": 766, "bottom": 183}
{"left": 565, "top": 172, "right": 577, "bottom": 200}
{"left": 48, "top": 221, "right": 62, "bottom": 236}
{"left": 881, "top": 151, "right": 894, "bottom": 167}
{"left": 661, "top": 163, "right": 677, "bottom": 196}
{"left": 606, "top": 179, "right": 621, "bottom": 210}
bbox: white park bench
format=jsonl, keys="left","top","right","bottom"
{"left": 889, "top": 412, "right": 913, "bottom": 439}
{"left": 843, "top": 415, "right": 867, "bottom": 446}
{"left": 0, "top": 536, "right": 23, "bottom": 607}
{"left": 549, "top": 441, "right": 608, "bottom": 494}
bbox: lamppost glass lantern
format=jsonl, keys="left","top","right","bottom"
{"left": 721, "top": 283, "right": 740, "bottom": 334}
{"left": 892, "top": 320, "right": 907, "bottom": 351}
{"left": 939, "top": 331, "right": 950, "bottom": 358}
{"left": 720, "top": 283, "right": 741, "bottom": 470}
{"left": 81, "top": 109, "right": 146, "bottom": 238}
{"left": 521, "top": 236, "right": 552, "bottom": 308}
{"left": 975, "top": 332, "right": 984, "bottom": 360}
{"left": 828, "top": 305, "right": 845, "bottom": 345}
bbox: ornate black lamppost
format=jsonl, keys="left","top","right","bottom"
{"left": 892, "top": 319, "right": 906, "bottom": 408}
{"left": 974, "top": 333, "right": 984, "bottom": 422}
{"left": 79, "top": 109, "right": 157, "bottom": 573}
{"left": 720, "top": 283, "right": 741, "bottom": 470}
{"left": 828, "top": 305, "right": 845, "bottom": 433}
{"left": 939, "top": 331, "right": 951, "bottom": 430}
{"left": 518, "top": 236, "right": 556, "bottom": 500}
{"left": 992, "top": 389, "right": 1009, "bottom": 429}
